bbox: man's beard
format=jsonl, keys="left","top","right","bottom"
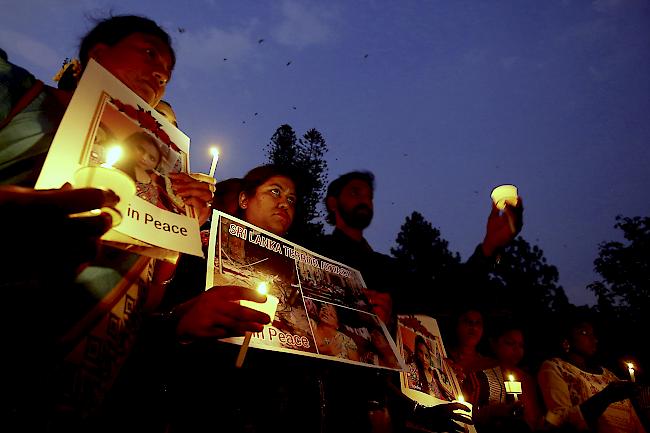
{"left": 339, "top": 204, "right": 373, "bottom": 230}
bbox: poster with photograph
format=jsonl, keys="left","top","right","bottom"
{"left": 398, "top": 314, "right": 475, "bottom": 432}
{"left": 207, "top": 211, "right": 406, "bottom": 371}
{"left": 35, "top": 60, "right": 202, "bottom": 258}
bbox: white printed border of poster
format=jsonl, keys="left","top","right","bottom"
{"left": 397, "top": 314, "right": 464, "bottom": 406}
{"left": 207, "top": 210, "right": 407, "bottom": 371}
{"left": 35, "top": 60, "right": 202, "bottom": 257}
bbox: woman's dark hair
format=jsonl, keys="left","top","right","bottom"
{"left": 237, "top": 164, "right": 302, "bottom": 217}
{"left": 79, "top": 14, "right": 176, "bottom": 67}
{"left": 212, "top": 178, "right": 243, "bottom": 213}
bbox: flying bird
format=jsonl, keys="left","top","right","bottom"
{"left": 223, "top": 58, "right": 228, "bottom": 61}
{"left": 292, "top": 106, "right": 297, "bottom": 110}
{"left": 242, "top": 120, "right": 246, "bottom": 124}
{"left": 286, "top": 61, "right": 292, "bottom": 66}
{"left": 178, "top": 27, "right": 186, "bottom": 33}
{"left": 254, "top": 112, "right": 258, "bottom": 116}
{"left": 364, "top": 54, "right": 369, "bottom": 58}
{"left": 258, "top": 38, "right": 265, "bottom": 44}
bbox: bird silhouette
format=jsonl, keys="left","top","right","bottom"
{"left": 178, "top": 27, "right": 186, "bottom": 33}
{"left": 242, "top": 120, "right": 246, "bottom": 124}
{"left": 223, "top": 58, "right": 228, "bottom": 61}
{"left": 254, "top": 112, "right": 258, "bottom": 116}
{"left": 258, "top": 38, "right": 265, "bottom": 44}
{"left": 286, "top": 61, "right": 292, "bottom": 66}
{"left": 292, "top": 106, "right": 297, "bottom": 110}
{"left": 364, "top": 54, "right": 369, "bottom": 58}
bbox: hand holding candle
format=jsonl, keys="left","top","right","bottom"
{"left": 235, "top": 282, "right": 279, "bottom": 368}
{"left": 451, "top": 393, "right": 473, "bottom": 423}
{"left": 72, "top": 146, "right": 136, "bottom": 227}
{"left": 505, "top": 373, "right": 523, "bottom": 401}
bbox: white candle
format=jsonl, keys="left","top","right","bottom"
{"left": 504, "top": 373, "right": 523, "bottom": 401}
{"left": 452, "top": 394, "right": 473, "bottom": 423}
{"left": 72, "top": 146, "right": 136, "bottom": 227}
{"left": 240, "top": 282, "right": 279, "bottom": 323}
{"left": 627, "top": 362, "right": 636, "bottom": 383}
{"left": 208, "top": 147, "right": 220, "bottom": 178}
{"left": 491, "top": 184, "right": 518, "bottom": 210}
{"left": 235, "top": 282, "right": 279, "bottom": 368}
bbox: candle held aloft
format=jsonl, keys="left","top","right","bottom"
{"left": 72, "top": 146, "right": 136, "bottom": 227}
{"left": 491, "top": 184, "right": 518, "bottom": 210}
{"left": 208, "top": 147, "right": 220, "bottom": 178}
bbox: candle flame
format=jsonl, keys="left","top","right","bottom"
{"left": 628, "top": 362, "right": 635, "bottom": 370}
{"left": 105, "top": 146, "right": 123, "bottom": 168}
{"left": 256, "top": 282, "right": 268, "bottom": 295}
{"left": 509, "top": 374, "right": 515, "bottom": 382}
{"left": 210, "top": 147, "right": 219, "bottom": 158}
{"left": 458, "top": 394, "right": 465, "bottom": 403}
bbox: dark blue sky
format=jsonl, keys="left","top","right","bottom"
{"left": 2, "top": 0, "right": 649, "bottom": 305}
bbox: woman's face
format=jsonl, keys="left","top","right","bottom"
{"left": 135, "top": 140, "right": 161, "bottom": 171}
{"left": 416, "top": 341, "right": 432, "bottom": 370}
{"left": 569, "top": 322, "right": 598, "bottom": 358}
{"left": 456, "top": 310, "right": 483, "bottom": 348}
{"left": 319, "top": 303, "right": 339, "bottom": 328}
{"left": 241, "top": 175, "right": 296, "bottom": 235}
{"left": 493, "top": 329, "right": 524, "bottom": 368}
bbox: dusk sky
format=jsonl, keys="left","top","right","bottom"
{"left": 2, "top": 0, "right": 649, "bottom": 305}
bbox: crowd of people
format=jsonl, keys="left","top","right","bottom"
{"left": 1, "top": 13, "right": 647, "bottom": 433}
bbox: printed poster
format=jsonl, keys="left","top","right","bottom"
{"left": 35, "top": 60, "right": 202, "bottom": 258}
{"left": 397, "top": 314, "right": 475, "bottom": 432}
{"left": 207, "top": 211, "right": 406, "bottom": 371}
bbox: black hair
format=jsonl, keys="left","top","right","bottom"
{"left": 212, "top": 177, "right": 244, "bottom": 213}
{"left": 324, "top": 171, "right": 375, "bottom": 225}
{"left": 79, "top": 14, "right": 175, "bottom": 68}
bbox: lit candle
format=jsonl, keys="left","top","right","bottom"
{"left": 208, "top": 147, "right": 220, "bottom": 178}
{"left": 72, "top": 145, "right": 136, "bottom": 227}
{"left": 452, "top": 393, "right": 473, "bottom": 423}
{"left": 491, "top": 184, "right": 518, "bottom": 210}
{"left": 236, "top": 282, "right": 279, "bottom": 368}
{"left": 627, "top": 362, "right": 636, "bottom": 383}
{"left": 504, "top": 373, "right": 523, "bottom": 401}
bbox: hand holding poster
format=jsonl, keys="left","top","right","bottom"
{"left": 207, "top": 210, "right": 406, "bottom": 371}
{"left": 398, "top": 314, "right": 476, "bottom": 432}
{"left": 35, "top": 60, "right": 203, "bottom": 258}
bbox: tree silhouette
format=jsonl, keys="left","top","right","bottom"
{"left": 390, "top": 211, "right": 461, "bottom": 314}
{"left": 266, "top": 124, "right": 328, "bottom": 245}
{"left": 490, "top": 237, "right": 569, "bottom": 315}
{"left": 589, "top": 216, "right": 650, "bottom": 321}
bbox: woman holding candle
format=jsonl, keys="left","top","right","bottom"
{"left": 463, "top": 321, "right": 543, "bottom": 433}
{"left": 538, "top": 311, "right": 645, "bottom": 433}
{"left": 1, "top": 15, "right": 216, "bottom": 431}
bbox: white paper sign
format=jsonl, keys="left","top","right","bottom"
{"left": 35, "top": 60, "right": 203, "bottom": 257}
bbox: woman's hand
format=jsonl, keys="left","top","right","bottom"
{"left": 168, "top": 172, "right": 214, "bottom": 225}
{"left": 1, "top": 185, "right": 117, "bottom": 281}
{"left": 175, "top": 285, "right": 271, "bottom": 340}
